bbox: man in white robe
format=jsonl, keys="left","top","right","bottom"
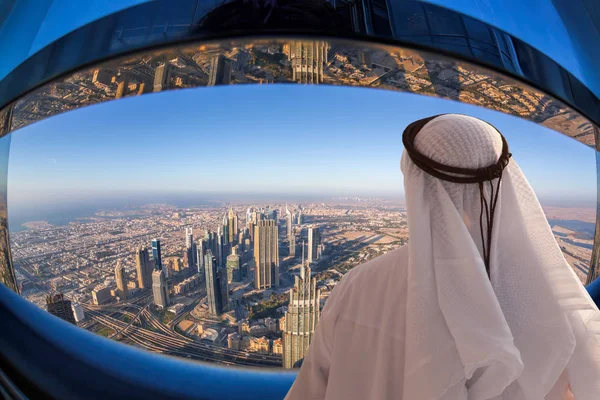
{"left": 286, "top": 114, "right": 599, "bottom": 400}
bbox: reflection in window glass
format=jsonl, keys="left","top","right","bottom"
{"left": 7, "top": 85, "right": 595, "bottom": 368}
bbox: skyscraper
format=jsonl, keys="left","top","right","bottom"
{"left": 115, "top": 261, "right": 128, "bottom": 301}
{"left": 227, "top": 208, "right": 239, "bottom": 244}
{"left": 286, "top": 204, "right": 293, "bottom": 238}
{"left": 254, "top": 220, "right": 279, "bottom": 289}
{"left": 221, "top": 215, "right": 229, "bottom": 246}
{"left": 185, "top": 227, "right": 196, "bottom": 269}
{"left": 135, "top": 246, "right": 152, "bottom": 289}
{"left": 289, "top": 234, "right": 296, "bottom": 258}
{"left": 205, "top": 250, "right": 227, "bottom": 316}
{"left": 46, "top": 293, "right": 76, "bottom": 324}
{"left": 226, "top": 254, "right": 241, "bottom": 283}
{"left": 196, "top": 239, "right": 206, "bottom": 275}
{"left": 297, "top": 209, "right": 303, "bottom": 225}
{"left": 308, "top": 227, "right": 321, "bottom": 264}
{"left": 288, "top": 40, "right": 329, "bottom": 84}
{"left": 207, "top": 55, "right": 231, "bottom": 86}
{"left": 283, "top": 264, "right": 321, "bottom": 368}
{"left": 153, "top": 63, "right": 170, "bottom": 92}
{"left": 217, "top": 228, "right": 225, "bottom": 267}
{"left": 152, "top": 239, "right": 163, "bottom": 271}
{"left": 152, "top": 269, "right": 170, "bottom": 308}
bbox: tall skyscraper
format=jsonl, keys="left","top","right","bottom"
{"left": 217, "top": 228, "right": 225, "bottom": 267}
{"left": 226, "top": 254, "right": 241, "bottom": 283}
{"left": 254, "top": 220, "right": 280, "bottom": 289}
{"left": 283, "top": 264, "right": 321, "bottom": 368}
{"left": 152, "top": 239, "right": 163, "bottom": 271}
{"left": 297, "top": 209, "right": 303, "bottom": 225}
{"left": 152, "top": 269, "right": 170, "bottom": 308}
{"left": 221, "top": 215, "right": 229, "bottom": 246}
{"left": 196, "top": 239, "right": 206, "bottom": 275}
{"left": 115, "top": 261, "right": 128, "bottom": 301}
{"left": 185, "top": 227, "right": 196, "bottom": 269}
{"left": 153, "top": 63, "right": 170, "bottom": 92}
{"left": 288, "top": 41, "right": 329, "bottom": 84}
{"left": 286, "top": 204, "right": 293, "bottom": 238}
{"left": 208, "top": 55, "right": 231, "bottom": 86}
{"left": 289, "top": 234, "right": 296, "bottom": 258}
{"left": 46, "top": 293, "right": 76, "bottom": 324}
{"left": 227, "top": 208, "right": 239, "bottom": 244}
{"left": 308, "top": 227, "right": 321, "bottom": 264}
{"left": 135, "top": 246, "right": 151, "bottom": 289}
{"left": 205, "top": 250, "right": 227, "bottom": 316}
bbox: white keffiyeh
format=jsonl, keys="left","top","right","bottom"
{"left": 402, "top": 114, "right": 600, "bottom": 399}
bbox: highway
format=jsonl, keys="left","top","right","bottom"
{"left": 82, "top": 303, "right": 283, "bottom": 367}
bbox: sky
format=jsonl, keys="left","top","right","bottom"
{"left": 6, "top": 84, "right": 597, "bottom": 222}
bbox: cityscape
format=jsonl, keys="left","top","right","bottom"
{"left": 12, "top": 199, "right": 407, "bottom": 368}
{"left": 11, "top": 197, "right": 594, "bottom": 368}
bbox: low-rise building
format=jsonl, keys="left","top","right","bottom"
{"left": 227, "top": 332, "right": 242, "bottom": 350}
{"left": 249, "top": 336, "right": 270, "bottom": 354}
{"left": 272, "top": 338, "right": 283, "bottom": 355}
{"left": 168, "top": 303, "right": 185, "bottom": 315}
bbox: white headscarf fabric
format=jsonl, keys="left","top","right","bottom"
{"left": 401, "top": 114, "right": 600, "bottom": 399}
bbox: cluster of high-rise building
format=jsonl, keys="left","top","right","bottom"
{"left": 77, "top": 203, "right": 324, "bottom": 367}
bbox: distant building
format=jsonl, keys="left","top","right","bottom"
{"left": 286, "top": 205, "right": 293, "bottom": 238}
{"left": 308, "top": 227, "right": 321, "bottom": 264}
{"left": 205, "top": 250, "right": 227, "bottom": 316}
{"left": 264, "top": 317, "right": 278, "bottom": 332}
{"left": 153, "top": 63, "right": 170, "bottom": 92}
{"left": 283, "top": 264, "right": 321, "bottom": 368}
{"left": 46, "top": 293, "right": 76, "bottom": 324}
{"left": 152, "top": 269, "right": 170, "bottom": 309}
{"left": 238, "top": 319, "right": 250, "bottom": 335}
{"left": 272, "top": 338, "right": 283, "bottom": 355}
{"left": 278, "top": 316, "right": 286, "bottom": 332}
{"left": 72, "top": 302, "right": 85, "bottom": 323}
{"left": 228, "top": 332, "right": 242, "bottom": 350}
{"left": 173, "top": 274, "right": 201, "bottom": 295}
{"left": 217, "top": 228, "right": 225, "bottom": 267}
{"left": 92, "top": 69, "right": 112, "bottom": 86}
{"left": 297, "top": 209, "right": 303, "bottom": 225}
{"left": 226, "top": 254, "right": 241, "bottom": 283}
{"left": 254, "top": 220, "right": 279, "bottom": 289}
{"left": 135, "top": 246, "right": 152, "bottom": 289}
{"left": 114, "top": 261, "right": 128, "bottom": 301}
{"left": 208, "top": 55, "right": 231, "bottom": 86}
{"left": 288, "top": 41, "right": 329, "bottom": 84}
{"left": 185, "top": 227, "right": 196, "bottom": 269}
{"left": 168, "top": 303, "right": 185, "bottom": 315}
{"left": 92, "top": 286, "right": 112, "bottom": 305}
{"left": 152, "top": 239, "right": 163, "bottom": 271}
{"left": 250, "top": 336, "right": 270, "bottom": 354}
{"left": 227, "top": 208, "right": 239, "bottom": 244}
{"left": 289, "top": 234, "right": 296, "bottom": 257}
{"left": 166, "top": 257, "right": 184, "bottom": 273}
{"left": 196, "top": 238, "right": 207, "bottom": 275}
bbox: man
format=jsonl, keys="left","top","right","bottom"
{"left": 286, "top": 114, "right": 599, "bottom": 399}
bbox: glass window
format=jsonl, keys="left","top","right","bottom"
{"left": 424, "top": 4, "right": 466, "bottom": 37}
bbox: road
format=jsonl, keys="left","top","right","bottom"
{"left": 82, "top": 303, "right": 282, "bottom": 367}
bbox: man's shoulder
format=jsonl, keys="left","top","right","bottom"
{"left": 343, "top": 244, "right": 408, "bottom": 284}
{"left": 329, "top": 245, "right": 408, "bottom": 302}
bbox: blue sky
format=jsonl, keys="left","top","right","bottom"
{"left": 7, "top": 84, "right": 597, "bottom": 213}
